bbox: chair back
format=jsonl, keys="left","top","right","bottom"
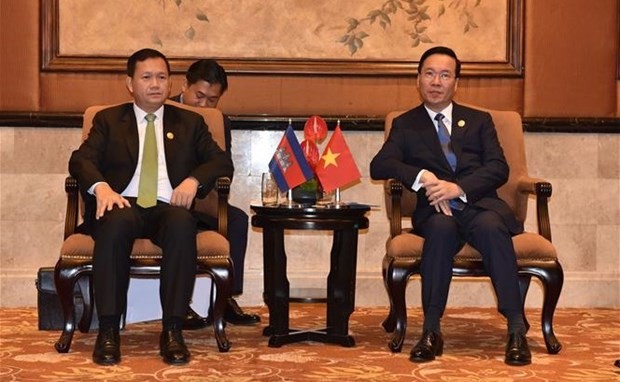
{"left": 384, "top": 104, "right": 529, "bottom": 225}
{"left": 80, "top": 101, "right": 227, "bottom": 217}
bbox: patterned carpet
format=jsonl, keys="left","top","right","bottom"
{"left": 1, "top": 305, "right": 619, "bottom": 381}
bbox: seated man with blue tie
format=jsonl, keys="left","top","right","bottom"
{"left": 69, "top": 48, "right": 233, "bottom": 366}
{"left": 370, "top": 46, "right": 531, "bottom": 366}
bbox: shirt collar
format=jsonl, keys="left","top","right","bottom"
{"left": 424, "top": 103, "right": 454, "bottom": 125}
{"left": 133, "top": 103, "right": 165, "bottom": 124}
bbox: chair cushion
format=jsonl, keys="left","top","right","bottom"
{"left": 386, "top": 231, "right": 557, "bottom": 262}
{"left": 60, "top": 232, "right": 229, "bottom": 260}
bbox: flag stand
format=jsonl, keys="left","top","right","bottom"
{"left": 283, "top": 188, "right": 295, "bottom": 208}
{"left": 333, "top": 187, "right": 343, "bottom": 208}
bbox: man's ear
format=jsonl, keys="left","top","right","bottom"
{"left": 125, "top": 76, "right": 133, "bottom": 94}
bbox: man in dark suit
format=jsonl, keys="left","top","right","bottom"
{"left": 170, "top": 59, "right": 260, "bottom": 327}
{"left": 69, "top": 49, "right": 233, "bottom": 366}
{"left": 370, "top": 46, "right": 531, "bottom": 366}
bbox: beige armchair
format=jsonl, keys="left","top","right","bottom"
{"left": 54, "top": 101, "right": 233, "bottom": 354}
{"left": 380, "top": 106, "right": 564, "bottom": 355}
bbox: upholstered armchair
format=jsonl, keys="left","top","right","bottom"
{"left": 380, "top": 106, "right": 564, "bottom": 355}
{"left": 54, "top": 101, "right": 233, "bottom": 353}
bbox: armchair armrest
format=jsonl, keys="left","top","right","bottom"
{"left": 216, "top": 177, "right": 231, "bottom": 238}
{"left": 64, "top": 176, "right": 79, "bottom": 240}
{"left": 517, "top": 176, "right": 553, "bottom": 241}
{"left": 386, "top": 179, "right": 404, "bottom": 238}
{"left": 64, "top": 175, "right": 232, "bottom": 240}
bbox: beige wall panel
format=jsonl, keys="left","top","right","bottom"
{"left": 0, "top": 1, "right": 39, "bottom": 111}
{"left": 524, "top": 0, "right": 617, "bottom": 117}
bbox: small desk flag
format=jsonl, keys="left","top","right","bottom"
{"left": 315, "top": 122, "right": 361, "bottom": 192}
{"left": 268, "top": 124, "right": 314, "bottom": 192}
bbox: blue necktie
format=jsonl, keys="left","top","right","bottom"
{"left": 435, "top": 113, "right": 464, "bottom": 210}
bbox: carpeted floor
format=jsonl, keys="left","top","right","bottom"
{"left": 1, "top": 305, "right": 619, "bottom": 381}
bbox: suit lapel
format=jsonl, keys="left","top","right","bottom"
{"left": 450, "top": 103, "right": 468, "bottom": 164}
{"left": 120, "top": 104, "right": 140, "bottom": 164}
{"left": 163, "top": 105, "right": 181, "bottom": 167}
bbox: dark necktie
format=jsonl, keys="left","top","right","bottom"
{"left": 137, "top": 113, "right": 158, "bottom": 208}
{"left": 435, "top": 113, "right": 457, "bottom": 171}
{"left": 435, "top": 113, "right": 464, "bottom": 210}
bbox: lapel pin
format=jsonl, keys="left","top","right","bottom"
{"left": 166, "top": 132, "right": 174, "bottom": 140}
{"left": 457, "top": 120, "right": 466, "bottom": 128}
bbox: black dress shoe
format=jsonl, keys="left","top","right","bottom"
{"left": 409, "top": 330, "right": 443, "bottom": 363}
{"left": 505, "top": 332, "right": 532, "bottom": 366}
{"left": 183, "top": 307, "right": 210, "bottom": 330}
{"left": 92, "top": 327, "right": 120, "bottom": 366}
{"left": 160, "top": 329, "right": 190, "bottom": 365}
{"left": 223, "top": 298, "right": 261, "bottom": 325}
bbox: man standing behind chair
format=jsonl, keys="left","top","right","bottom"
{"left": 370, "top": 46, "right": 531, "bottom": 366}
{"left": 69, "top": 49, "right": 233, "bottom": 366}
{"left": 170, "top": 59, "right": 260, "bottom": 328}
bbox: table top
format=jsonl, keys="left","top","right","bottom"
{"left": 250, "top": 203, "right": 370, "bottom": 230}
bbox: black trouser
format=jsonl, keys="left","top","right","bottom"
{"left": 92, "top": 200, "right": 197, "bottom": 321}
{"left": 415, "top": 205, "right": 522, "bottom": 322}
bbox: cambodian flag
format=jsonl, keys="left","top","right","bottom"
{"left": 268, "top": 125, "right": 314, "bottom": 192}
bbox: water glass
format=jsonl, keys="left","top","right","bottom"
{"left": 261, "top": 172, "right": 278, "bottom": 206}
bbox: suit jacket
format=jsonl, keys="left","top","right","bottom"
{"left": 69, "top": 102, "right": 234, "bottom": 231}
{"left": 370, "top": 102, "right": 522, "bottom": 234}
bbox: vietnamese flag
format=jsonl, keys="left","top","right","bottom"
{"left": 315, "top": 124, "right": 362, "bottom": 192}
{"left": 268, "top": 125, "right": 314, "bottom": 192}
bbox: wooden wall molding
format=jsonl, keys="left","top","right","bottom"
{"left": 1, "top": 112, "right": 618, "bottom": 133}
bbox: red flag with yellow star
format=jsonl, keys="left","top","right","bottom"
{"left": 315, "top": 123, "right": 361, "bottom": 192}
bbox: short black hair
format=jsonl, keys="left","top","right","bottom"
{"left": 418, "top": 46, "right": 461, "bottom": 78}
{"left": 126, "top": 48, "right": 170, "bottom": 77}
{"left": 185, "top": 59, "right": 228, "bottom": 93}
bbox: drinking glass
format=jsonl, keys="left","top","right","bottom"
{"left": 261, "top": 172, "right": 278, "bottom": 206}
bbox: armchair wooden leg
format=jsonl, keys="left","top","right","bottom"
{"left": 517, "top": 273, "right": 532, "bottom": 333}
{"left": 381, "top": 256, "right": 396, "bottom": 333}
{"left": 385, "top": 258, "right": 414, "bottom": 353}
{"left": 525, "top": 263, "right": 564, "bottom": 354}
{"left": 54, "top": 260, "right": 89, "bottom": 353}
{"left": 538, "top": 263, "right": 563, "bottom": 354}
{"left": 201, "top": 258, "right": 232, "bottom": 353}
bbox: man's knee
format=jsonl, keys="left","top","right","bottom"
{"left": 420, "top": 214, "right": 458, "bottom": 238}
{"left": 163, "top": 207, "right": 196, "bottom": 232}
{"left": 470, "top": 211, "right": 509, "bottom": 237}
{"left": 95, "top": 206, "right": 140, "bottom": 237}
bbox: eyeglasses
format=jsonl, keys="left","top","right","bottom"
{"left": 421, "top": 70, "right": 454, "bottom": 82}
